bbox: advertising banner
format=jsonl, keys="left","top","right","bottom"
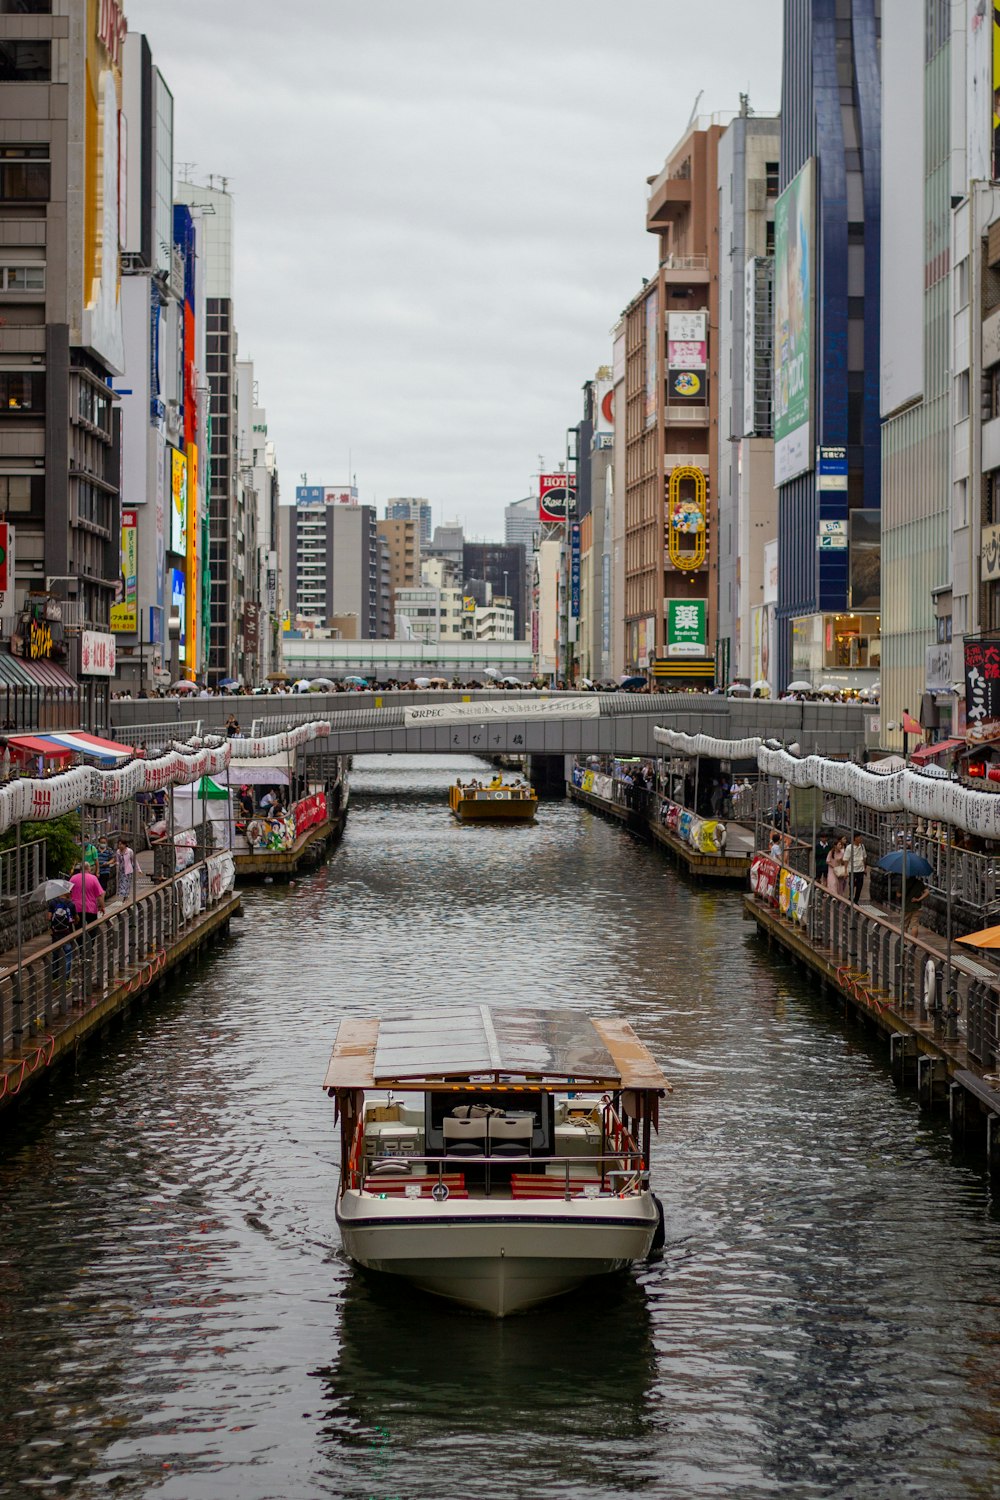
{"left": 994, "top": 3, "right": 1000, "bottom": 180}
{"left": 644, "top": 288, "right": 659, "bottom": 429}
{"left": 667, "top": 311, "right": 707, "bottom": 369}
{"left": 110, "top": 508, "right": 138, "bottom": 632}
{"left": 570, "top": 522, "right": 580, "bottom": 619}
{"left": 0, "top": 520, "right": 13, "bottom": 619}
{"left": 774, "top": 157, "right": 815, "bottom": 485}
{"left": 80, "top": 630, "right": 116, "bottom": 677}
{"left": 667, "top": 367, "right": 705, "bottom": 400}
{"left": 539, "top": 472, "right": 575, "bottom": 524}
{"left": 593, "top": 377, "right": 614, "bottom": 448}
{"left": 170, "top": 446, "right": 187, "bottom": 555}
{"left": 666, "top": 598, "right": 706, "bottom": 657}
{"left": 965, "top": 638, "right": 1000, "bottom": 741}
{"left": 403, "top": 697, "right": 599, "bottom": 729}
{"left": 171, "top": 567, "right": 186, "bottom": 663}
{"left": 294, "top": 791, "right": 327, "bottom": 837}
{"left": 848, "top": 508, "right": 881, "bottom": 609}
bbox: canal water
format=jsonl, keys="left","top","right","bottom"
{"left": 3, "top": 754, "right": 1000, "bottom": 1500}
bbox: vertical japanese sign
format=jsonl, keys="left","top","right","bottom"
{"left": 666, "top": 598, "right": 707, "bottom": 657}
{"left": 570, "top": 522, "right": 580, "bottom": 619}
{"left": 964, "top": 637, "right": 1000, "bottom": 740}
{"left": 110, "top": 507, "right": 138, "bottom": 631}
{"left": 644, "top": 287, "right": 659, "bottom": 428}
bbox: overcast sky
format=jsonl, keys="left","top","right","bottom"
{"left": 126, "top": 0, "right": 782, "bottom": 538}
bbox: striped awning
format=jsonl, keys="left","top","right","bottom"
{"left": 6, "top": 729, "right": 132, "bottom": 764}
{"left": 19, "top": 658, "right": 78, "bottom": 690}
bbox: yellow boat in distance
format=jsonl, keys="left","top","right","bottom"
{"left": 449, "top": 772, "right": 538, "bottom": 822}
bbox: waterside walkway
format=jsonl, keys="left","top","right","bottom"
{"left": 568, "top": 778, "right": 753, "bottom": 882}
{"left": 0, "top": 850, "right": 239, "bottom": 1113}
{"left": 745, "top": 863, "right": 1000, "bottom": 1170}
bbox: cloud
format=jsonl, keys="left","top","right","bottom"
{"left": 126, "top": 0, "right": 782, "bottom": 532}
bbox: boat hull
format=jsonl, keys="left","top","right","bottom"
{"left": 337, "top": 1193, "right": 658, "bottom": 1316}
{"left": 451, "top": 798, "right": 537, "bottom": 822}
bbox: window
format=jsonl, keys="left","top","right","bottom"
{"left": 0, "top": 2, "right": 53, "bottom": 12}
{"left": 0, "top": 474, "right": 41, "bottom": 513}
{"left": 77, "top": 381, "right": 110, "bottom": 432}
{"left": 0, "top": 145, "right": 49, "bottom": 201}
{"left": 936, "top": 615, "right": 952, "bottom": 644}
{"left": 76, "top": 481, "right": 111, "bottom": 532}
{"left": 0, "top": 371, "right": 43, "bottom": 410}
{"left": 765, "top": 220, "right": 775, "bottom": 255}
{"left": 0, "top": 40, "right": 50, "bottom": 80}
{"left": 1, "top": 263, "right": 44, "bottom": 291}
{"left": 955, "top": 256, "right": 969, "bottom": 311}
{"left": 955, "top": 369, "right": 970, "bottom": 423}
{"left": 765, "top": 161, "right": 779, "bottom": 198}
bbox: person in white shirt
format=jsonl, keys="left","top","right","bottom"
{"left": 848, "top": 833, "right": 867, "bottom": 901}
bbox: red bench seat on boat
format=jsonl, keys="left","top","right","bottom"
{"left": 362, "top": 1173, "right": 467, "bottom": 1197}
{"left": 510, "top": 1173, "right": 606, "bottom": 1199}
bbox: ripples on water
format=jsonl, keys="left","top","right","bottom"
{"left": 2, "top": 754, "right": 1000, "bottom": 1499}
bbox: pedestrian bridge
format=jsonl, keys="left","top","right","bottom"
{"left": 109, "top": 691, "right": 871, "bottom": 762}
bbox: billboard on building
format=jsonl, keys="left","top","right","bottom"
{"left": 593, "top": 377, "right": 613, "bottom": 449}
{"left": 994, "top": 3, "right": 1000, "bottom": 179}
{"left": 667, "top": 312, "right": 707, "bottom": 369}
{"left": 0, "top": 521, "right": 13, "bottom": 621}
{"left": 570, "top": 522, "right": 581, "bottom": 619}
{"left": 848, "top": 508, "right": 881, "bottom": 610}
{"left": 169, "top": 447, "right": 187, "bottom": 555}
{"left": 171, "top": 567, "right": 186, "bottom": 663}
{"left": 666, "top": 599, "right": 706, "bottom": 657}
{"left": 965, "top": 637, "right": 1000, "bottom": 740}
{"left": 80, "top": 630, "right": 116, "bottom": 677}
{"left": 110, "top": 508, "right": 138, "bottom": 632}
{"left": 773, "top": 158, "right": 815, "bottom": 485}
{"left": 82, "top": 0, "right": 126, "bottom": 374}
{"left": 644, "top": 288, "right": 659, "bottom": 429}
{"left": 539, "top": 473, "right": 575, "bottom": 524}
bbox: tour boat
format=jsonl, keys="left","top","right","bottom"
{"left": 323, "top": 1006, "right": 670, "bottom": 1317}
{"left": 448, "top": 774, "right": 538, "bottom": 822}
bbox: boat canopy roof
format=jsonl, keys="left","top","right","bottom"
{"left": 322, "top": 1006, "right": 670, "bottom": 1094}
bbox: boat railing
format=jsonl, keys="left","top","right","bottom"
{"left": 359, "top": 1150, "right": 647, "bottom": 1199}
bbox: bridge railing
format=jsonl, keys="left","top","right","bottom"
{"left": 0, "top": 854, "right": 235, "bottom": 1065}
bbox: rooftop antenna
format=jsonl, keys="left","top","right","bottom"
{"left": 178, "top": 161, "right": 196, "bottom": 183}
{"left": 685, "top": 90, "right": 703, "bottom": 131}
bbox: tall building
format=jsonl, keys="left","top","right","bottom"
{"left": 283, "top": 486, "right": 387, "bottom": 638}
{"left": 428, "top": 521, "right": 464, "bottom": 569}
{"left": 880, "top": 0, "right": 952, "bottom": 745}
{"left": 631, "top": 114, "right": 728, "bottom": 684}
{"left": 775, "top": 0, "right": 882, "bottom": 693}
{"left": 504, "top": 495, "right": 539, "bottom": 553}
{"left": 377, "top": 516, "right": 418, "bottom": 635}
{"left": 462, "top": 541, "right": 526, "bottom": 639}
{"left": 174, "top": 179, "right": 246, "bottom": 687}
{"left": 385, "top": 497, "right": 431, "bottom": 550}
{"left": 114, "top": 29, "right": 179, "bottom": 693}
{"left": 236, "top": 359, "right": 281, "bottom": 684}
{"left": 716, "top": 105, "right": 780, "bottom": 687}
{"left": 0, "top": 0, "right": 130, "bottom": 709}
{"left": 575, "top": 370, "right": 614, "bottom": 683}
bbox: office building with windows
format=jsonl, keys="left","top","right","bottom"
{"left": 716, "top": 106, "right": 780, "bottom": 687}
{"left": 0, "top": 0, "right": 128, "bottom": 699}
{"left": 462, "top": 541, "right": 526, "bottom": 639}
{"left": 283, "top": 486, "right": 387, "bottom": 638}
{"left": 775, "top": 0, "right": 882, "bottom": 693}
{"left": 385, "top": 497, "right": 432, "bottom": 551}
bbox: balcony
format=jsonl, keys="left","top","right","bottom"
{"left": 646, "top": 173, "right": 692, "bottom": 231}
{"left": 665, "top": 405, "right": 710, "bottom": 426}
{"left": 661, "top": 253, "right": 710, "bottom": 284}
{"left": 664, "top": 453, "right": 710, "bottom": 473}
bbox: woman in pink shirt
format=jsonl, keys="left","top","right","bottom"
{"left": 69, "top": 865, "right": 105, "bottom": 924}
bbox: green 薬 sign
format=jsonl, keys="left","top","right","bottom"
{"left": 667, "top": 599, "right": 706, "bottom": 658}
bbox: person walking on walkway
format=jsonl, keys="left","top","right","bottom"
{"left": 69, "top": 864, "right": 104, "bottom": 924}
{"left": 826, "top": 838, "right": 849, "bottom": 896}
{"left": 116, "top": 838, "right": 135, "bottom": 902}
{"left": 848, "top": 833, "right": 867, "bottom": 902}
